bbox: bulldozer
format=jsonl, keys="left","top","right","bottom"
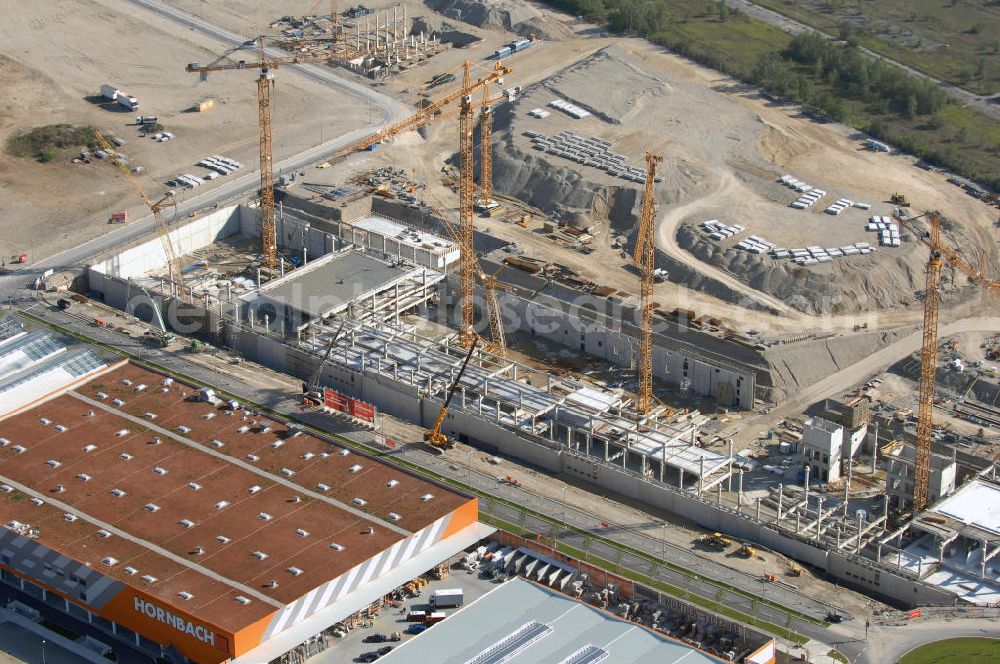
{"left": 736, "top": 542, "right": 756, "bottom": 558}
{"left": 698, "top": 532, "right": 733, "bottom": 550}
{"left": 890, "top": 192, "right": 910, "bottom": 207}
{"left": 424, "top": 336, "right": 479, "bottom": 453}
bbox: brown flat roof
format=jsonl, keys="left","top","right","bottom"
{"left": 0, "top": 363, "right": 470, "bottom": 633}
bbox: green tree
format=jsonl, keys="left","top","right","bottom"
{"left": 718, "top": 0, "right": 729, "bottom": 22}
{"left": 906, "top": 94, "right": 918, "bottom": 121}
{"left": 838, "top": 20, "right": 853, "bottom": 41}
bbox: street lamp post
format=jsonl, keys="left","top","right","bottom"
{"left": 41, "top": 639, "right": 46, "bottom": 664}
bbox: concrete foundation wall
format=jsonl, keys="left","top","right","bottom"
{"left": 91, "top": 206, "right": 243, "bottom": 279}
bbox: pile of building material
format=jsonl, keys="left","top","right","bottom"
{"left": 779, "top": 175, "right": 826, "bottom": 209}
{"left": 548, "top": 98, "right": 591, "bottom": 119}
{"left": 786, "top": 243, "right": 872, "bottom": 266}
{"left": 699, "top": 220, "right": 745, "bottom": 240}
{"left": 868, "top": 215, "right": 901, "bottom": 247}
{"left": 527, "top": 108, "right": 551, "bottom": 119}
{"left": 524, "top": 130, "right": 654, "bottom": 183}
{"left": 825, "top": 198, "right": 853, "bottom": 215}
{"left": 196, "top": 155, "right": 242, "bottom": 179}
{"left": 735, "top": 235, "right": 775, "bottom": 255}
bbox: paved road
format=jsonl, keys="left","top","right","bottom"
{"left": 1, "top": 0, "right": 408, "bottom": 286}
{"left": 729, "top": 0, "right": 1000, "bottom": 122}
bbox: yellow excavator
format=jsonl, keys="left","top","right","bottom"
{"left": 424, "top": 335, "right": 479, "bottom": 452}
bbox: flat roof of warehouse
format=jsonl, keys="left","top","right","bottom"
{"left": 0, "top": 362, "right": 470, "bottom": 632}
{"left": 257, "top": 250, "right": 411, "bottom": 315}
{"left": 378, "top": 577, "right": 725, "bottom": 664}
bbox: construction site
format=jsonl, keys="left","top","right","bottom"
{"left": 3, "top": 0, "right": 1000, "bottom": 663}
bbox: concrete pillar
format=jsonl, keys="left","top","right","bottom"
{"left": 641, "top": 454, "right": 647, "bottom": 477}
{"left": 698, "top": 457, "right": 704, "bottom": 496}
{"left": 981, "top": 539, "right": 988, "bottom": 579}
{"left": 256, "top": 269, "right": 261, "bottom": 290}
{"left": 796, "top": 510, "right": 801, "bottom": 534}
{"left": 737, "top": 470, "right": 744, "bottom": 507}
{"left": 604, "top": 439, "right": 609, "bottom": 462}
{"left": 264, "top": 314, "right": 270, "bottom": 332}
{"left": 815, "top": 496, "right": 824, "bottom": 540}
{"left": 249, "top": 308, "right": 255, "bottom": 329}
{"left": 804, "top": 464, "right": 810, "bottom": 494}
{"left": 495, "top": 402, "right": 501, "bottom": 421}
{"left": 777, "top": 484, "right": 784, "bottom": 520}
{"left": 876, "top": 541, "right": 882, "bottom": 562}
{"left": 678, "top": 467, "right": 683, "bottom": 488}
{"left": 756, "top": 497, "right": 761, "bottom": 521}
{"left": 280, "top": 257, "right": 285, "bottom": 277}
{"left": 717, "top": 483, "right": 722, "bottom": 506}
{"left": 856, "top": 510, "right": 864, "bottom": 554}
{"left": 303, "top": 247, "right": 308, "bottom": 265}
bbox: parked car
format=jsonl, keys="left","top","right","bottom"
{"left": 405, "top": 623, "right": 428, "bottom": 634}
{"left": 363, "top": 633, "right": 387, "bottom": 644}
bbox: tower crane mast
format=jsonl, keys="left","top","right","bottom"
{"left": 895, "top": 210, "right": 1000, "bottom": 510}
{"left": 634, "top": 153, "right": 662, "bottom": 415}
{"left": 459, "top": 62, "right": 477, "bottom": 348}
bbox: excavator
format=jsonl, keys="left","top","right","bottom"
{"left": 424, "top": 336, "right": 479, "bottom": 453}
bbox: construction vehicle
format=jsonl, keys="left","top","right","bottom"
{"left": 424, "top": 336, "right": 479, "bottom": 452}
{"left": 302, "top": 321, "right": 346, "bottom": 406}
{"left": 125, "top": 278, "right": 175, "bottom": 347}
{"left": 500, "top": 475, "right": 521, "bottom": 487}
{"left": 92, "top": 130, "right": 184, "bottom": 295}
{"left": 890, "top": 192, "right": 910, "bottom": 207}
{"left": 736, "top": 542, "right": 756, "bottom": 558}
{"left": 698, "top": 532, "right": 733, "bottom": 550}
{"left": 787, "top": 564, "right": 803, "bottom": 577}
{"left": 893, "top": 210, "right": 1000, "bottom": 509}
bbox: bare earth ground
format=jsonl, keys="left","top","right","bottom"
{"left": 0, "top": 0, "right": 367, "bottom": 262}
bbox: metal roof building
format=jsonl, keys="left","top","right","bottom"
{"left": 379, "top": 577, "right": 727, "bottom": 664}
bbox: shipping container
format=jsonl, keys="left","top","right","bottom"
{"left": 511, "top": 39, "right": 531, "bottom": 51}
{"left": 494, "top": 47, "right": 512, "bottom": 59}
{"left": 429, "top": 588, "right": 463, "bottom": 607}
{"left": 100, "top": 84, "right": 119, "bottom": 100}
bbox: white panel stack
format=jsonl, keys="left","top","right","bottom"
{"left": 825, "top": 198, "right": 853, "bottom": 215}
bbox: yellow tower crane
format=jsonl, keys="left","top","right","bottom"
{"left": 458, "top": 61, "right": 478, "bottom": 349}
{"left": 186, "top": 37, "right": 360, "bottom": 271}
{"left": 633, "top": 153, "right": 663, "bottom": 415}
{"left": 895, "top": 210, "right": 1000, "bottom": 510}
{"left": 92, "top": 129, "right": 184, "bottom": 295}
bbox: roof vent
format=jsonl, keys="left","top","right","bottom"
{"left": 421, "top": 493, "right": 434, "bottom": 502}
{"left": 271, "top": 440, "right": 284, "bottom": 449}
{"left": 260, "top": 425, "right": 272, "bottom": 434}
{"left": 194, "top": 546, "right": 204, "bottom": 556}
{"left": 291, "top": 496, "right": 302, "bottom": 504}
{"left": 110, "top": 488, "right": 126, "bottom": 498}
{"left": 144, "top": 412, "right": 157, "bottom": 420}
{"left": 387, "top": 512, "right": 401, "bottom": 522}
{"left": 316, "top": 483, "right": 330, "bottom": 492}
{"left": 386, "top": 479, "right": 399, "bottom": 488}
{"left": 352, "top": 498, "right": 367, "bottom": 506}
{"left": 248, "top": 485, "right": 261, "bottom": 494}
{"left": 0, "top": 438, "right": 8, "bottom": 446}
{"left": 39, "top": 418, "right": 52, "bottom": 425}
{"left": 112, "top": 399, "right": 125, "bottom": 406}
{"left": 77, "top": 473, "right": 92, "bottom": 482}
{"left": 348, "top": 464, "right": 363, "bottom": 473}
{"left": 122, "top": 379, "right": 132, "bottom": 386}
{"left": 46, "top": 460, "right": 61, "bottom": 468}
{"left": 30, "top": 497, "right": 44, "bottom": 506}
{"left": 177, "top": 426, "right": 191, "bottom": 434}
{"left": 150, "top": 437, "right": 161, "bottom": 445}
{"left": 54, "top": 425, "right": 68, "bottom": 433}
{"left": 238, "top": 426, "right": 250, "bottom": 434}
{"left": 97, "top": 530, "right": 111, "bottom": 538}
{"left": 235, "top": 596, "right": 252, "bottom": 605}
{"left": 329, "top": 542, "right": 345, "bottom": 552}
{"left": 338, "top": 449, "right": 350, "bottom": 456}
{"left": 266, "top": 580, "right": 279, "bottom": 588}
{"left": 258, "top": 512, "right": 272, "bottom": 521}
{"left": 82, "top": 445, "right": 97, "bottom": 453}
{"left": 214, "top": 500, "right": 230, "bottom": 510}
{"left": 217, "top": 535, "right": 231, "bottom": 544}
{"left": 141, "top": 575, "right": 157, "bottom": 583}
{"left": 280, "top": 468, "right": 295, "bottom": 477}
{"left": 301, "top": 452, "right": 315, "bottom": 460}
{"left": 295, "top": 528, "right": 310, "bottom": 537}
{"left": 179, "top": 519, "right": 195, "bottom": 529}
{"left": 152, "top": 467, "right": 168, "bottom": 476}
{"left": 202, "top": 413, "right": 215, "bottom": 420}
{"left": 246, "top": 454, "right": 259, "bottom": 462}
{"left": 102, "top": 557, "right": 118, "bottom": 566}
{"left": 187, "top": 482, "right": 202, "bottom": 491}
{"left": 114, "top": 429, "right": 129, "bottom": 437}
{"left": 124, "top": 566, "right": 137, "bottom": 575}
{"left": 211, "top": 439, "right": 224, "bottom": 448}
{"left": 54, "top": 485, "right": 65, "bottom": 493}
{"left": 287, "top": 567, "right": 303, "bottom": 576}
{"left": 12, "top": 445, "right": 26, "bottom": 454}
{"left": 0, "top": 485, "right": 13, "bottom": 493}
{"left": 135, "top": 383, "right": 147, "bottom": 392}
{"left": 119, "top": 453, "right": 133, "bottom": 461}
{"left": 96, "top": 392, "right": 108, "bottom": 399}
{"left": 145, "top": 503, "right": 160, "bottom": 513}
{"left": 178, "top": 591, "right": 193, "bottom": 601}
{"left": 252, "top": 551, "right": 268, "bottom": 560}
{"left": 364, "top": 526, "right": 374, "bottom": 535}
{"left": 63, "top": 514, "right": 78, "bottom": 522}
{"left": 163, "top": 378, "right": 173, "bottom": 386}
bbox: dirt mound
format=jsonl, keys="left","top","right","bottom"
{"left": 423, "top": 0, "right": 571, "bottom": 40}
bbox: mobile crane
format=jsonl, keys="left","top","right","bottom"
{"left": 424, "top": 335, "right": 479, "bottom": 452}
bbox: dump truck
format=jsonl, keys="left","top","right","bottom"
{"left": 736, "top": 542, "right": 756, "bottom": 558}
